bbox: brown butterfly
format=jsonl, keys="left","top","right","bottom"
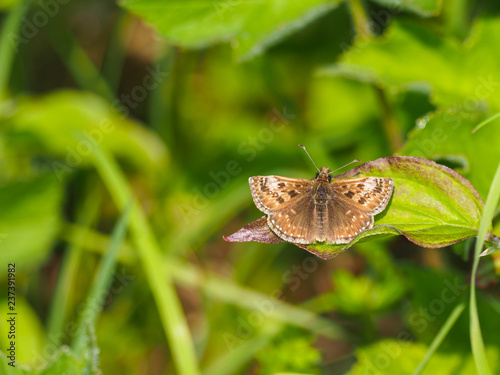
{"left": 249, "top": 145, "right": 393, "bottom": 245}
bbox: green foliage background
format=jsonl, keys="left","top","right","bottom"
{"left": 0, "top": 0, "right": 500, "bottom": 374}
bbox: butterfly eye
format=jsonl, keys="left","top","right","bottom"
{"left": 315, "top": 172, "right": 320, "bottom": 178}
{"left": 328, "top": 175, "right": 332, "bottom": 182}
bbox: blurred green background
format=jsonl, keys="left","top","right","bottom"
{"left": 1, "top": 0, "right": 500, "bottom": 374}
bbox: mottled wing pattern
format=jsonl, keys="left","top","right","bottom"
{"left": 324, "top": 198, "right": 374, "bottom": 244}
{"left": 267, "top": 196, "right": 317, "bottom": 244}
{"left": 249, "top": 176, "right": 312, "bottom": 215}
{"left": 332, "top": 177, "right": 393, "bottom": 215}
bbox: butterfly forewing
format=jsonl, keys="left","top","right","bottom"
{"left": 332, "top": 177, "right": 393, "bottom": 215}
{"left": 249, "top": 176, "right": 313, "bottom": 215}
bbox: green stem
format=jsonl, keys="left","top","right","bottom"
{"left": 446, "top": 0, "right": 469, "bottom": 39}
{"left": 469, "top": 161, "right": 500, "bottom": 375}
{"left": 45, "top": 15, "right": 114, "bottom": 101}
{"left": 374, "top": 86, "right": 404, "bottom": 153}
{"left": 202, "top": 325, "right": 282, "bottom": 375}
{"left": 47, "top": 180, "right": 102, "bottom": 344}
{"left": 90, "top": 146, "right": 200, "bottom": 375}
{"left": 0, "top": 0, "right": 32, "bottom": 101}
{"left": 346, "top": 0, "right": 372, "bottom": 39}
{"left": 72, "top": 202, "right": 131, "bottom": 355}
{"left": 149, "top": 45, "right": 177, "bottom": 146}
{"left": 100, "top": 10, "right": 129, "bottom": 94}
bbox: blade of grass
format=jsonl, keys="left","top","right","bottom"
{"left": 45, "top": 15, "right": 114, "bottom": 101}
{"left": 0, "top": 0, "right": 32, "bottom": 101}
{"left": 469, "top": 161, "right": 500, "bottom": 375}
{"left": 472, "top": 112, "right": 500, "bottom": 134}
{"left": 47, "top": 181, "right": 103, "bottom": 343}
{"left": 61, "top": 223, "right": 348, "bottom": 341}
{"left": 168, "top": 257, "right": 348, "bottom": 341}
{"left": 72, "top": 201, "right": 131, "bottom": 355}
{"left": 413, "top": 300, "right": 466, "bottom": 375}
{"left": 149, "top": 45, "right": 177, "bottom": 145}
{"left": 90, "top": 146, "right": 200, "bottom": 375}
{"left": 100, "top": 9, "right": 130, "bottom": 94}
{"left": 202, "top": 324, "right": 282, "bottom": 375}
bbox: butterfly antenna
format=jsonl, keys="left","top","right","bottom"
{"left": 298, "top": 144, "right": 320, "bottom": 172}
{"left": 330, "top": 159, "right": 361, "bottom": 174}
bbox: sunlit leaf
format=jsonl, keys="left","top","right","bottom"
{"left": 369, "top": 0, "right": 442, "bottom": 17}
{"left": 400, "top": 108, "right": 500, "bottom": 199}
{"left": 4, "top": 91, "right": 168, "bottom": 179}
{"left": 120, "top": 0, "right": 342, "bottom": 61}
{"left": 0, "top": 176, "right": 62, "bottom": 268}
{"left": 320, "top": 17, "right": 500, "bottom": 110}
{"left": 347, "top": 339, "right": 500, "bottom": 375}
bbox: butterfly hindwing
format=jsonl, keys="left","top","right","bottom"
{"left": 324, "top": 198, "right": 374, "bottom": 244}
{"left": 267, "top": 195, "right": 318, "bottom": 244}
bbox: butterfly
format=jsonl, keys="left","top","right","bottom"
{"left": 248, "top": 146, "right": 393, "bottom": 245}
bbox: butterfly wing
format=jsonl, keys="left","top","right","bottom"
{"left": 249, "top": 176, "right": 312, "bottom": 215}
{"left": 331, "top": 177, "right": 393, "bottom": 215}
{"left": 324, "top": 198, "right": 374, "bottom": 244}
{"left": 267, "top": 196, "right": 319, "bottom": 244}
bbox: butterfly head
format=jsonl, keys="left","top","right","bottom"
{"left": 315, "top": 166, "right": 332, "bottom": 182}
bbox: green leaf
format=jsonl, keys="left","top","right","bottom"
{"left": 324, "top": 268, "right": 405, "bottom": 315}
{"left": 0, "top": 352, "right": 29, "bottom": 375}
{"left": 320, "top": 17, "right": 500, "bottom": 110}
{"left": 5, "top": 91, "right": 168, "bottom": 177}
{"left": 37, "top": 343, "right": 100, "bottom": 375}
{"left": 227, "top": 157, "right": 484, "bottom": 259}
{"left": 0, "top": 296, "right": 46, "bottom": 366}
{"left": 120, "top": 0, "right": 341, "bottom": 61}
{"left": 400, "top": 108, "right": 500, "bottom": 199}
{"left": 0, "top": 176, "right": 62, "bottom": 268}
{"left": 369, "top": 0, "right": 442, "bottom": 17}
{"left": 0, "top": 336, "right": 101, "bottom": 375}
{"left": 308, "top": 156, "right": 484, "bottom": 258}
{"left": 347, "top": 339, "right": 500, "bottom": 375}
{"left": 256, "top": 329, "right": 321, "bottom": 375}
